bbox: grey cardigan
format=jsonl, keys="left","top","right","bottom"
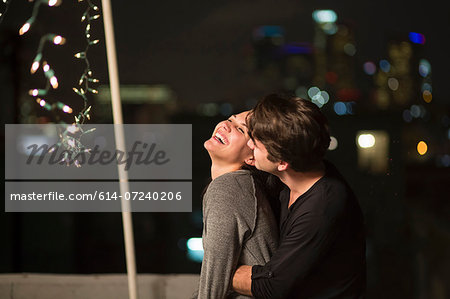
{"left": 197, "top": 170, "right": 278, "bottom": 299}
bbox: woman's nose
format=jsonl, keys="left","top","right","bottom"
{"left": 247, "top": 139, "right": 255, "bottom": 149}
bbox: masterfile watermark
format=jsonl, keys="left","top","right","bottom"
{"left": 5, "top": 124, "right": 192, "bottom": 180}
{"left": 26, "top": 141, "right": 170, "bottom": 170}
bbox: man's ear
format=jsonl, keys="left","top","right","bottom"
{"left": 277, "top": 161, "right": 289, "bottom": 171}
{"left": 244, "top": 156, "right": 255, "bottom": 166}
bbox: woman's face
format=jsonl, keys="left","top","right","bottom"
{"left": 204, "top": 111, "right": 253, "bottom": 166}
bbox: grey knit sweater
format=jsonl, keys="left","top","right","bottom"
{"left": 196, "top": 169, "right": 279, "bottom": 299}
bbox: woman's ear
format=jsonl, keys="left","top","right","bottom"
{"left": 244, "top": 156, "right": 255, "bottom": 166}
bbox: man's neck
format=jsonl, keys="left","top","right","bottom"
{"left": 278, "top": 162, "right": 326, "bottom": 208}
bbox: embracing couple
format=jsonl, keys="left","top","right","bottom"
{"left": 195, "top": 93, "right": 366, "bottom": 299}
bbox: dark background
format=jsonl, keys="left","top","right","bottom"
{"left": 1, "top": 0, "right": 449, "bottom": 298}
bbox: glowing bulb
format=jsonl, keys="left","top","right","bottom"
{"left": 88, "top": 88, "right": 98, "bottom": 94}
{"left": 93, "top": 5, "right": 99, "bottom": 10}
{"left": 417, "top": 141, "right": 427, "bottom": 155}
{"left": 67, "top": 124, "right": 79, "bottom": 134}
{"left": 19, "top": 22, "right": 31, "bottom": 35}
{"left": 91, "top": 15, "right": 100, "bottom": 20}
{"left": 48, "top": 0, "right": 61, "bottom": 6}
{"left": 43, "top": 63, "right": 50, "bottom": 72}
{"left": 74, "top": 52, "right": 86, "bottom": 59}
{"left": 357, "top": 134, "right": 375, "bottom": 148}
{"left": 53, "top": 35, "right": 65, "bottom": 45}
{"left": 30, "top": 61, "right": 40, "bottom": 74}
{"left": 90, "top": 39, "right": 100, "bottom": 45}
{"left": 36, "top": 98, "right": 46, "bottom": 107}
{"left": 63, "top": 105, "right": 73, "bottom": 114}
{"left": 29, "top": 89, "right": 39, "bottom": 96}
{"left": 50, "top": 76, "right": 59, "bottom": 89}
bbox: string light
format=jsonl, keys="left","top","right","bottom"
{"left": 18, "top": 0, "right": 100, "bottom": 167}
{"left": 0, "top": 0, "right": 9, "bottom": 25}
{"left": 73, "top": 0, "right": 100, "bottom": 126}
{"left": 19, "top": 0, "right": 61, "bottom": 36}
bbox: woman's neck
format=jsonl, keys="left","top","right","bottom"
{"left": 210, "top": 162, "right": 242, "bottom": 180}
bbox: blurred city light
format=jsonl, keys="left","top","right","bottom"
{"left": 417, "top": 141, "right": 428, "bottom": 155}
{"left": 387, "top": 78, "right": 399, "bottom": 91}
{"left": 280, "top": 42, "right": 313, "bottom": 55}
{"left": 440, "top": 155, "right": 450, "bottom": 167}
{"left": 343, "top": 43, "right": 356, "bottom": 56}
{"left": 363, "top": 61, "right": 376, "bottom": 75}
{"left": 379, "top": 60, "right": 391, "bottom": 72}
{"left": 295, "top": 86, "right": 308, "bottom": 99}
{"left": 328, "top": 136, "right": 338, "bottom": 150}
{"left": 422, "top": 90, "right": 432, "bottom": 103}
{"left": 253, "top": 25, "right": 284, "bottom": 41}
{"left": 410, "top": 105, "right": 421, "bottom": 118}
{"left": 409, "top": 32, "right": 426, "bottom": 44}
{"left": 418, "top": 59, "right": 431, "bottom": 77}
{"left": 186, "top": 238, "right": 203, "bottom": 263}
{"left": 357, "top": 134, "right": 376, "bottom": 148}
{"left": 312, "top": 10, "right": 337, "bottom": 23}
{"left": 220, "top": 102, "right": 233, "bottom": 116}
{"left": 356, "top": 131, "right": 389, "bottom": 173}
{"left": 402, "top": 109, "right": 413, "bottom": 122}
{"left": 334, "top": 102, "right": 347, "bottom": 115}
{"left": 421, "top": 82, "right": 432, "bottom": 92}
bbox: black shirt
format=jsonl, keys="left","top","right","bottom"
{"left": 251, "top": 161, "right": 366, "bottom": 299}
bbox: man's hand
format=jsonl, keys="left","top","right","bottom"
{"left": 232, "top": 265, "right": 253, "bottom": 296}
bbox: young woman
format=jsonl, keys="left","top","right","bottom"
{"left": 196, "top": 111, "right": 279, "bottom": 299}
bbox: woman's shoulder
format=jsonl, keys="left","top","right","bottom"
{"left": 204, "top": 170, "right": 255, "bottom": 205}
{"left": 208, "top": 169, "right": 253, "bottom": 191}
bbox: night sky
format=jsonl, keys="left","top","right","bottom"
{"left": 1, "top": 0, "right": 448, "bottom": 108}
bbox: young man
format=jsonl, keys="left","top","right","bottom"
{"left": 232, "top": 94, "right": 366, "bottom": 298}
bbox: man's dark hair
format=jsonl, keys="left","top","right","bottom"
{"left": 247, "top": 93, "right": 331, "bottom": 172}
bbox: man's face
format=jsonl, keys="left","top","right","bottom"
{"left": 247, "top": 138, "right": 279, "bottom": 174}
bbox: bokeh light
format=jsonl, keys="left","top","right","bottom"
{"left": 312, "top": 10, "right": 337, "bottom": 23}
{"left": 402, "top": 110, "right": 413, "bottom": 122}
{"left": 363, "top": 61, "right": 376, "bottom": 75}
{"left": 418, "top": 59, "right": 431, "bottom": 77}
{"left": 344, "top": 43, "right": 356, "bottom": 56}
{"left": 409, "top": 32, "right": 425, "bottom": 44}
{"left": 328, "top": 136, "right": 338, "bottom": 150}
{"left": 357, "top": 134, "right": 376, "bottom": 148}
{"left": 422, "top": 90, "right": 432, "bottom": 103}
{"left": 417, "top": 141, "right": 428, "bottom": 155}
{"left": 334, "top": 102, "right": 347, "bottom": 115}
{"left": 387, "top": 78, "right": 399, "bottom": 91}
{"left": 421, "top": 82, "right": 432, "bottom": 93}
{"left": 379, "top": 60, "right": 391, "bottom": 73}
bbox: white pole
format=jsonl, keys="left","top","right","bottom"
{"left": 101, "top": 1, "right": 138, "bottom": 299}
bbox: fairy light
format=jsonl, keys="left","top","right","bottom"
{"left": 53, "top": 35, "right": 65, "bottom": 45}
{"left": 43, "top": 62, "right": 50, "bottom": 72}
{"left": 18, "top": 0, "right": 61, "bottom": 36}
{"left": 19, "top": 22, "right": 31, "bottom": 35}
{"left": 50, "top": 76, "right": 59, "bottom": 89}
{"left": 48, "top": 0, "right": 62, "bottom": 7}
{"left": 73, "top": 0, "right": 100, "bottom": 126}
{"left": 19, "top": 0, "right": 99, "bottom": 168}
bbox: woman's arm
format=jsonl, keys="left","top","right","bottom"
{"left": 197, "top": 180, "right": 251, "bottom": 299}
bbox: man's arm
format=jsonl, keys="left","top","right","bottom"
{"left": 242, "top": 214, "right": 340, "bottom": 298}
{"left": 232, "top": 265, "right": 252, "bottom": 296}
